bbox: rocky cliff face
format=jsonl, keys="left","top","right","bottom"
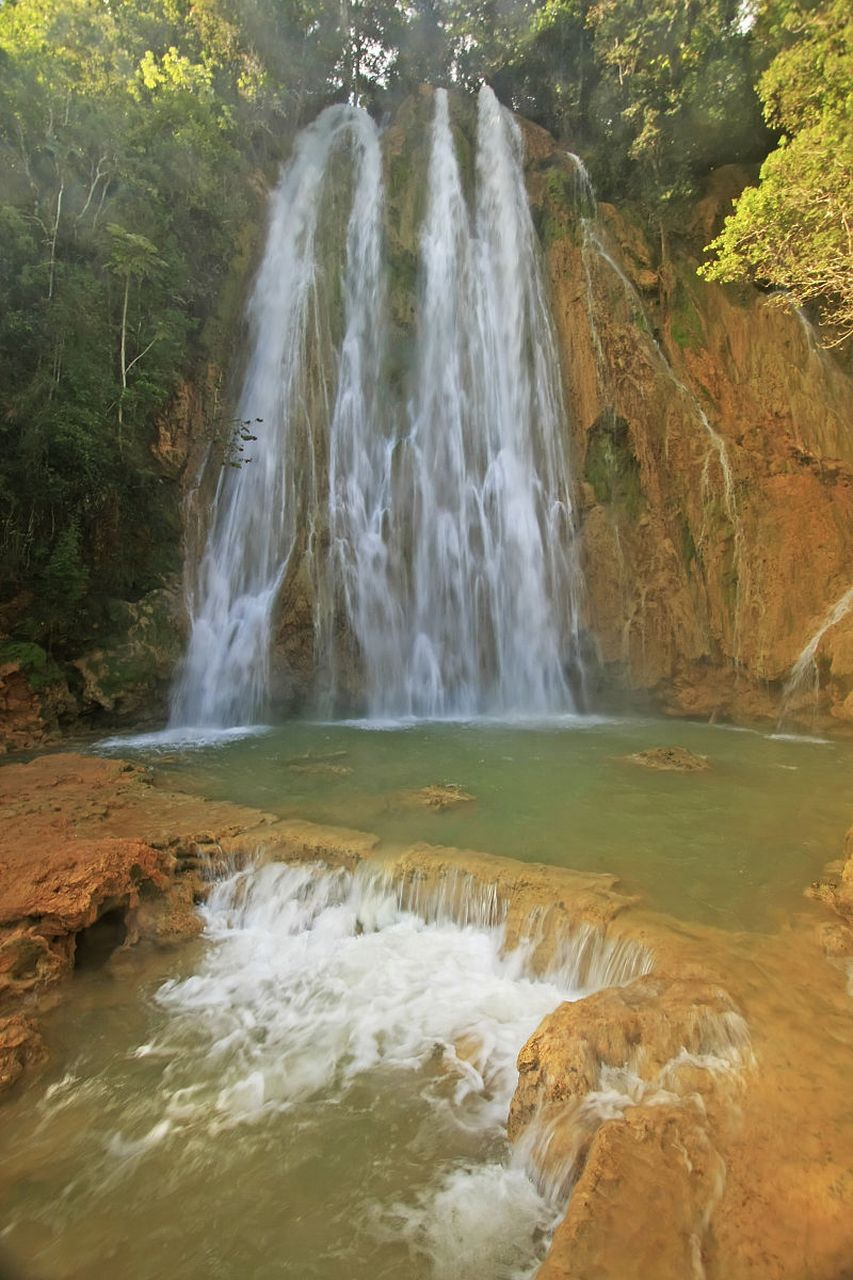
{"left": 5, "top": 94, "right": 850, "bottom": 747}
{"left": 269, "top": 94, "right": 853, "bottom": 729}
{"left": 523, "top": 121, "right": 853, "bottom": 726}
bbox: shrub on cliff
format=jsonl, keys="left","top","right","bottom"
{"left": 699, "top": 0, "right": 852, "bottom": 345}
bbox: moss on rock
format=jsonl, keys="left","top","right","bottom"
{"left": 585, "top": 411, "right": 644, "bottom": 519}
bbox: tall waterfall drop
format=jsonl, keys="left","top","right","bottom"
{"left": 171, "top": 105, "right": 384, "bottom": 728}
{"left": 172, "top": 86, "right": 583, "bottom": 728}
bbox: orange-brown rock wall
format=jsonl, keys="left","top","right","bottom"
{"left": 524, "top": 130, "right": 853, "bottom": 726}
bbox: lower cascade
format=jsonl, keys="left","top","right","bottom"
{"left": 1, "top": 859, "right": 650, "bottom": 1280}
{"left": 171, "top": 86, "right": 583, "bottom": 728}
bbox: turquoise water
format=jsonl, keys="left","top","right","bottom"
{"left": 1, "top": 712, "right": 848, "bottom": 1280}
{"left": 98, "top": 714, "right": 853, "bottom": 931}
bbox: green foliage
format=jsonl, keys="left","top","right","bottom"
{"left": 0, "top": 0, "right": 842, "bottom": 660}
{"left": 678, "top": 517, "right": 698, "bottom": 568}
{"left": 0, "top": 0, "right": 346, "bottom": 653}
{"left": 670, "top": 278, "right": 704, "bottom": 348}
{"left": 537, "top": 165, "right": 577, "bottom": 245}
{"left": 0, "top": 640, "right": 64, "bottom": 688}
{"left": 699, "top": 0, "right": 852, "bottom": 344}
{"left": 462, "top": 0, "right": 770, "bottom": 221}
{"left": 585, "top": 411, "right": 643, "bottom": 518}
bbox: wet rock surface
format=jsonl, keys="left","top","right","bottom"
{"left": 399, "top": 783, "right": 476, "bottom": 811}
{"left": 536, "top": 1104, "right": 726, "bottom": 1280}
{"left": 0, "top": 1014, "right": 47, "bottom": 1093}
{"left": 806, "top": 822, "right": 853, "bottom": 980}
{"left": 508, "top": 974, "right": 748, "bottom": 1278}
{"left": 0, "top": 753, "right": 269, "bottom": 1093}
{"left": 526, "top": 124, "right": 853, "bottom": 729}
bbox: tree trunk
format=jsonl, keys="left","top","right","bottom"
{"left": 118, "top": 270, "right": 129, "bottom": 447}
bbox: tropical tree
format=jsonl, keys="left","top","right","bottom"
{"left": 699, "top": 0, "right": 853, "bottom": 344}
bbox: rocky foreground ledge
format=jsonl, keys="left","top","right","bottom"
{"left": 1, "top": 752, "right": 852, "bottom": 1279}
{"left": 0, "top": 752, "right": 383, "bottom": 1090}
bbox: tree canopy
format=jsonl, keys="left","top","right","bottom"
{"left": 699, "top": 0, "right": 852, "bottom": 344}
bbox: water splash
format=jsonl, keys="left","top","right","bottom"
{"left": 130, "top": 859, "right": 602, "bottom": 1268}
{"left": 4, "top": 856, "right": 654, "bottom": 1278}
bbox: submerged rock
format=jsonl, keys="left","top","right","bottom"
{"left": 287, "top": 762, "right": 353, "bottom": 777}
{"left": 623, "top": 746, "right": 710, "bottom": 771}
{"left": 401, "top": 783, "right": 476, "bottom": 811}
{"left": 807, "top": 823, "right": 853, "bottom": 972}
{"left": 285, "top": 750, "right": 353, "bottom": 777}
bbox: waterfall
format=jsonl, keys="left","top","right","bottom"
{"left": 780, "top": 582, "right": 853, "bottom": 716}
{"left": 172, "top": 86, "right": 583, "bottom": 729}
{"left": 171, "top": 105, "right": 384, "bottom": 728}
{"left": 403, "top": 87, "right": 580, "bottom": 716}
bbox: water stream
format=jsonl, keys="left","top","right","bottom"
{"left": 380, "top": 88, "right": 582, "bottom": 717}
{"left": 0, "top": 860, "right": 646, "bottom": 1280}
{"left": 780, "top": 583, "right": 853, "bottom": 717}
{"left": 171, "top": 104, "right": 382, "bottom": 729}
{"left": 172, "top": 86, "right": 582, "bottom": 728}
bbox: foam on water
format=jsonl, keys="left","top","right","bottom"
{"left": 766, "top": 731, "right": 830, "bottom": 746}
{"left": 143, "top": 862, "right": 585, "bottom": 1133}
{"left": 8, "top": 860, "right": 647, "bottom": 1277}
{"left": 95, "top": 724, "right": 273, "bottom": 752}
{"left": 383, "top": 1162, "right": 561, "bottom": 1280}
{"left": 318, "top": 711, "right": 622, "bottom": 733}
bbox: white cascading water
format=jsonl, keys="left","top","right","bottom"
{"left": 171, "top": 105, "right": 385, "bottom": 728}
{"left": 373, "top": 86, "right": 580, "bottom": 717}
{"left": 172, "top": 86, "right": 582, "bottom": 728}
{"left": 2, "top": 859, "right": 654, "bottom": 1279}
{"left": 117, "top": 862, "right": 645, "bottom": 1276}
{"left": 780, "top": 582, "right": 853, "bottom": 716}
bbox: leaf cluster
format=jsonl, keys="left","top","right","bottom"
{"left": 700, "top": 0, "right": 852, "bottom": 344}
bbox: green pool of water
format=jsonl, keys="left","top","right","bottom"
{"left": 102, "top": 714, "right": 853, "bottom": 931}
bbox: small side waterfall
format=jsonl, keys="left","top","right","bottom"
{"left": 780, "top": 583, "right": 853, "bottom": 716}
{"left": 567, "top": 151, "right": 745, "bottom": 661}
{"left": 172, "top": 87, "right": 583, "bottom": 728}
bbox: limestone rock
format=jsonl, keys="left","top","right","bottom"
{"left": 509, "top": 975, "right": 746, "bottom": 1148}
{"left": 0, "top": 649, "right": 76, "bottom": 755}
{"left": 537, "top": 1105, "right": 726, "bottom": 1280}
{"left": 509, "top": 974, "right": 750, "bottom": 1279}
{"left": 73, "top": 582, "right": 186, "bottom": 717}
{"left": 623, "top": 746, "right": 710, "bottom": 772}
{"left": 400, "top": 783, "right": 475, "bottom": 811}
{"left": 287, "top": 761, "right": 353, "bottom": 777}
{"left": 0, "top": 1014, "right": 47, "bottom": 1093}
{"left": 532, "top": 133, "right": 853, "bottom": 728}
{"left": 131, "top": 877, "right": 205, "bottom": 945}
